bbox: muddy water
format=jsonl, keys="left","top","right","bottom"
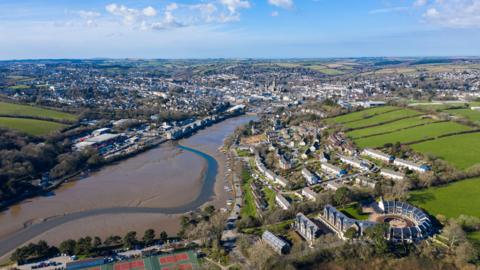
{"left": 0, "top": 115, "right": 256, "bottom": 258}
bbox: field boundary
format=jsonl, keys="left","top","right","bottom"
{"left": 350, "top": 120, "right": 446, "bottom": 139}
{"left": 0, "top": 114, "right": 75, "bottom": 124}
{"left": 405, "top": 129, "right": 480, "bottom": 146}
{"left": 337, "top": 108, "right": 401, "bottom": 125}
{"left": 346, "top": 114, "right": 425, "bottom": 132}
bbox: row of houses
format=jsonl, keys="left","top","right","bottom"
{"left": 254, "top": 152, "right": 288, "bottom": 188}
{"left": 301, "top": 168, "right": 320, "bottom": 185}
{"left": 362, "top": 148, "right": 430, "bottom": 173}
{"left": 320, "top": 162, "right": 347, "bottom": 177}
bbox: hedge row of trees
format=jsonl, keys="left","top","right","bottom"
{"left": 11, "top": 229, "right": 169, "bottom": 263}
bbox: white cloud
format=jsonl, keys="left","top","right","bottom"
{"left": 143, "top": 6, "right": 157, "bottom": 17}
{"left": 219, "top": 0, "right": 251, "bottom": 14}
{"left": 413, "top": 0, "right": 428, "bottom": 7}
{"left": 422, "top": 0, "right": 480, "bottom": 28}
{"left": 268, "top": 0, "right": 294, "bottom": 9}
{"left": 105, "top": 3, "right": 141, "bottom": 25}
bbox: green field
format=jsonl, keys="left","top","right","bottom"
{"left": 329, "top": 106, "right": 398, "bottom": 124}
{"left": 339, "top": 203, "right": 369, "bottom": 220}
{"left": 446, "top": 108, "right": 480, "bottom": 124}
{"left": 344, "top": 109, "right": 422, "bottom": 129}
{"left": 241, "top": 169, "right": 257, "bottom": 219}
{"left": 0, "top": 102, "right": 77, "bottom": 121}
{"left": 347, "top": 116, "right": 435, "bottom": 139}
{"left": 0, "top": 117, "right": 66, "bottom": 136}
{"left": 409, "top": 177, "right": 480, "bottom": 219}
{"left": 410, "top": 132, "right": 480, "bottom": 170}
{"left": 353, "top": 121, "right": 472, "bottom": 148}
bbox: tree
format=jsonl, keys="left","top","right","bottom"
{"left": 442, "top": 220, "right": 466, "bottom": 249}
{"left": 93, "top": 237, "right": 102, "bottom": 249}
{"left": 344, "top": 227, "right": 358, "bottom": 239}
{"left": 160, "top": 231, "right": 168, "bottom": 243}
{"left": 104, "top": 235, "right": 122, "bottom": 246}
{"left": 59, "top": 239, "right": 76, "bottom": 255}
{"left": 124, "top": 231, "right": 138, "bottom": 249}
{"left": 334, "top": 187, "right": 352, "bottom": 207}
{"left": 204, "top": 205, "right": 216, "bottom": 216}
{"left": 364, "top": 224, "right": 389, "bottom": 255}
{"left": 142, "top": 229, "right": 156, "bottom": 246}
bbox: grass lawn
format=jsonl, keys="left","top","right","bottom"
{"left": 347, "top": 116, "right": 435, "bottom": 139}
{"left": 240, "top": 169, "right": 257, "bottom": 219}
{"left": 344, "top": 109, "right": 422, "bottom": 129}
{"left": 263, "top": 186, "right": 276, "bottom": 211}
{"left": 409, "top": 177, "right": 480, "bottom": 219}
{"left": 0, "top": 101, "right": 77, "bottom": 121}
{"left": 410, "top": 132, "right": 480, "bottom": 170}
{"left": 328, "top": 106, "right": 399, "bottom": 124}
{"left": 446, "top": 108, "right": 480, "bottom": 124}
{"left": 339, "top": 203, "right": 370, "bottom": 220}
{"left": 353, "top": 121, "right": 472, "bottom": 148}
{"left": 0, "top": 117, "right": 66, "bottom": 136}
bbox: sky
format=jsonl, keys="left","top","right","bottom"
{"left": 1, "top": 0, "right": 480, "bottom": 59}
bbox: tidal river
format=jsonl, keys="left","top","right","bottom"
{"left": 0, "top": 115, "right": 256, "bottom": 260}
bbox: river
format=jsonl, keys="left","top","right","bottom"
{"left": 0, "top": 115, "right": 256, "bottom": 260}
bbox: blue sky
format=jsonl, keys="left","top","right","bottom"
{"left": 1, "top": 0, "right": 480, "bottom": 59}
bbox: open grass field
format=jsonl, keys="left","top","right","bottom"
{"left": 344, "top": 108, "right": 422, "bottom": 129}
{"left": 409, "top": 177, "right": 480, "bottom": 219}
{"left": 0, "top": 117, "right": 67, "bottom": 135}
{"left": 410, "top": 132, "right": 480, "bottom": 170}
{"left": 328, "top": 106, "right": 398, "bottom": 124}
{"left": 339, "top": 203, "right": 369, "bottom": 220}
{"left": 240, "top": 169, "right": 257, "bottom": 219}
{"left": 347, "top": 116, "right": 435, "bottom": 139}
{"left": 446, "top": 108, "right": 480, "bottom": 124}
{"left": 0, "top": 101, "right": 77, "bottom": 121}
{"left": 353, "top": 121, "right": 472, "bottom": 148}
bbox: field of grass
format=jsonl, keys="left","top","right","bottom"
{"left": 446, "top": 108, "right": 480, "bottom": 123}
{"left": 328, "top": 106, "right": 398, "bottom": 124}
{"left": 347, "top": 116, "right": 435, "bottom": 139}
{"left": 240, "top": 169, "right": 257, "bottom": 219}
{"left": 409, "top": 177, "right": 480, "bottom": 219}
{"left": 410, "top": 132, "right": 480, "bottom": 170}
{"left": 344, "top": 109, "right": 422, "bottom": 129}
{"left": 0, "top": 117, "right": 66, "bottom": 136}
{"left": 339, "top": 203, "right": 370, "bottom": 220}
{"left": 353, "top": 121, "right": 472, "bottom": 148}
{"left": 0, "top": 102, "right": 77, "bottom": 122}
{"left": 263, "top": 186, "right": 276, "bottom": 211}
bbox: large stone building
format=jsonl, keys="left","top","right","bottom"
{"left": 294, "top": 213, "right": 320, "bottom": 244}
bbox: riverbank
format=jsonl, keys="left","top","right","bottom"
{"left": 0, "top": 115, "right": 256, "bottom": 262}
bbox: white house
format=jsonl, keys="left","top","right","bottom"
{"left": 362, "top": 148, "right": 394, "bottom": 163}
{"left": 380, "top": 169, "right": 405, "bottom": 181}
{"left": 393, "top": 158, "right": 430, "bottom": 173}
{"left": 302, "top": 187, "right": 317, "bottom": 201}
{"left": 302, "top": 168, "right": 319, "bottom": 185}
{"left": 276, "top": 194, "right": 291, "bottom": 210}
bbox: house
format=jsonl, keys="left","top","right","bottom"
{"left": 302, "top": 187, "right": 317, "bottom": 201}
{"left": 278, "top": 155, "right": 292, "bottom": 170}
{"left": 362, "top": 148, "right": 394, "bottom": 163}
{"left": 326, "top": 181, "right": 343, "bottom": 191}
{"left": 355, "top": 176, "right": 377, "bottom": 189}
{"left": 276, "top": 194, "right": 291, "bottom": 210}
{"left": 339, "top": 155, "right": 371, "bottom": 171}
{"left": 294, "top": 213, "right": 320, "bottom": 244}
{"left": 380, "top": 169, "right": 405, "bottom": 181}
{"left": 262, "top": 230, "right": 290, "bottom": 255}
{"left": 321, "top": 163, "right": 347, "bottom": 177}
{"left": 393, "top": 158, "right": 430, "bottom": 173}
{"left": 302, "top": 168, "right": 319, "bottom": 185}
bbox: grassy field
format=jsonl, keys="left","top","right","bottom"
{"left": 0, "top": 117, "right": 67, "bottom": 135}
{"left": 410, "top": 132, "right": 480, "bottom": 170}
{"left": 329, "top": 106, "right": 398, "bottom": 124}
{"left": 344, "top": 109, "right": 422, "bottom": 129}
{"left": 339, "top": 203, "right": 370, "bottom": 220}
{"left": 240, "top": 169, "right": 257, "bottom": 219}
{"left": 263, "top": 186, "right": 276, "bottom": 211}
{"left": 446, "top": 108, "right": 480, "bottom": 124}
{"left": 353, "top": 121, "right": 472, "bottom": 148}
{"left": 0, "top": 101, "right": 77, "bottom": 121}
{"left": 409, "top": 177, "right": 480, "bottom": 219}
{"left": 347, "top": 116, "right": 435, "bottom": 139}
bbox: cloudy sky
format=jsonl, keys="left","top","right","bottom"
{"left": 1, "top": 0, "right": 480, "bottom": 59}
